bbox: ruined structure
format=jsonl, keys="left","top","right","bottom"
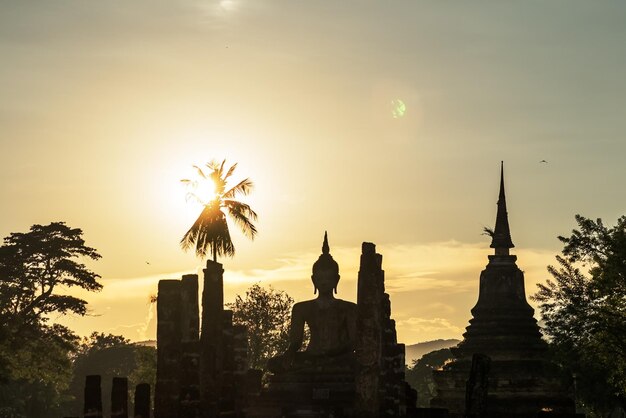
{"left": 430, "top": 163, "right": 576, "bottom": 417}
{"left": 134, "top": 383, "right": 151, "bottom": 418}
{"left": 155, "top": 279, "right": 182, "bottom": 418}
{"left": 155, "top": 263, "right": 251, "bottom": 418}
{"left": 69, "top": 376, "right": 147, "bottom": 418}
{"left": 155, "top": 234, "right": 415, "bottom": 417}
{"left": 84, "top": 375, "right": 103, "bottom": 418}
{"left": 247, "top": 235, "right": 415, "bottom": 417}
{"left": 356, "top": 242, "right": 414, "bottom": 418}
{"left": 111, "top": 377, "right": 129, "bottom": 418}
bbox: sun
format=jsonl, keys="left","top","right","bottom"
{"left": 219, "top": 0, "right": 237, "bottom": 12}
{"left": 181, "top": 170, "right": 218, "bottom": 207}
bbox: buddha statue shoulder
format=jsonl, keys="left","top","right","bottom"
{"left": 268, "top": 232, "right": 357, "bottom": 373}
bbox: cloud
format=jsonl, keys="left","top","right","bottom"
{"left": 396, "top": 317, "right": 464, "bottom": 342}
{"left": 57, "top": 240, "right": 558, "bottom": 343}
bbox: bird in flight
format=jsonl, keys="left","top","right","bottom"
{"left": 145, "top": 261, "right": 151, "bottom": 265}
{"left": 540, "top": 160, "right": 548, "bottom": 163}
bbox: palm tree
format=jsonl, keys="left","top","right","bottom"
{"left": 180, "top": 159, "right": 258, "bottom": 261}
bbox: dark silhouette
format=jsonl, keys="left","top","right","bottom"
{"left": 180, "top": 159, "right": 257, "bottom": 261}
{"left": 464, "top": 353, "right": 491, "bottom": 418}
{"left": 431, "top": 163, "right": 576, "bottom": 417}
{"left": 0, "top": 222, "right": 102, "bottom": 418}
{"left": 65, "top": 333, "right": 156, "bottom": 417}
{"left": 228, "top": 283, "right": 294, "bottom": 371}
{"left": 0, "top": 221, "right": 102, "bottom": 329}
{"left": 533, "top": 214, "right": 626, "bottom": 415}
{"left": 267, "top": 232, "right": 357, "bottom": 373}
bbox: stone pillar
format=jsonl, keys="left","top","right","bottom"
{"left": 355, "top": 242, "right": 384, "bottom": 417}
{"left": 219, "top": 310, "right": 236, "bottom": 415}
{"left": 134, "top": 383, "right": 151, "bottom": 418}
{"left": 180, "top": 274, "right": 201, "bottom": 418}
{"left": 200, "top": 260, "right": 224, "bottom": 418}
{"left": 380, "top": 292, "right": 409, "bottom": 416}
{"left": 111, "top": 377, "right": 129, "bottom": 418}
{"left": 180, "top": 274, "right": 200, "bottom": 341}
{"left": 233, "top": 325, "right": 249, "bottom": 415}
{"left": 84, "top": 375, "right": 103, "bottom": 418}
{"left": 155, "top": 280, "right": 182, "bottom": 418}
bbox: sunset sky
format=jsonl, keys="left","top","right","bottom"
{"left": 1, "top": 1, "right": 625, "bottom": 345}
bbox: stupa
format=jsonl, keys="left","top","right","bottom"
{"left": 430, "top": 163, "right": 576, "bottom": 417}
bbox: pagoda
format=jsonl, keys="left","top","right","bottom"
{"left": 430, "top": 163, "right": 576, "bottom": 417}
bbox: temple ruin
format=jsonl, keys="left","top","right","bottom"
{"left": 72, "top": 164, "right": 583, "bottom": 417}
{"left": 430, "top": 163, "right": 578, "bottom": 417}
{"left": 154, "top": 235, "right": 417, "bottom": 417}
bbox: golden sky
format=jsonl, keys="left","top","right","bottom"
{"left": 1, "top": 1, "right": 626, "bottom": 344}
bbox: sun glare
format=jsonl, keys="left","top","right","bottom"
{"left": 219, "top": 0, "right": 237, "bottom": 12}
{"left": 183, "top": 174, "right": 218, "bottom": 207}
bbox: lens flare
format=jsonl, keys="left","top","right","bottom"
{"left": 391, "top": 99, "right": 406, "bottom": 119}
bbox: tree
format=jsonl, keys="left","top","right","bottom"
{"left": 0, "top": 222, "right": 102, "bottom": 329}
{"left": 405, "top": 348, "right": 453, "bottom": 408}
{"left": 227, "top": 284, "right": 294, "bottom": 371}
{"left": 532, "top": 215, "right": 626, "bottom": 415}
{"left": 180, "top": 159, "right": 258, "bottom": 261}
{"left": 0, "top": 222, "right": 102, "bottom": 418}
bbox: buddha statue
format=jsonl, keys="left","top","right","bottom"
{"left": 268, "top": 232, "right": 357, "bottom": 374}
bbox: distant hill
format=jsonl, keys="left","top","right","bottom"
{"left": 135, "top": 339, "right": 156, "bottom": 348}
{"left": 134, "top": 338, "right": 459, "bottom": 364}
{"left": 405, "top": 339, "right": 460, "bottom": 365}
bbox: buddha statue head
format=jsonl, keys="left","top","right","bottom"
{"left": 311, "top": 232, "right": 340, "bottom": 295}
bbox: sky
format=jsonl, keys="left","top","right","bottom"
{"left": 1, "top": 0, "right": 625, "bottom": 345}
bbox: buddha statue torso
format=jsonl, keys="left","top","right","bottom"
{"left": 293, "top": 298, "right": 356, "bottom": 357}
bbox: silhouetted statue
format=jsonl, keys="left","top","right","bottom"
{"left": 268, "top": 232, "right": 357, "bottom": 373}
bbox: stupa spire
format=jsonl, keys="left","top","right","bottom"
{"left": 322, "top": 231, "right": 329, "bottom": 254}
{"left": 490, "top": 161, "right": 515, "bottom": 255}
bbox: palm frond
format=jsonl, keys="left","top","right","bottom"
{"left": 192, "top": 165, "right": 206, "bottom": 179}
{"left": 482, "top": 227, "right": 494, "bottom": 237}
{"left": 181, "top": 203, "right": 234, "bottom": 258}
{"left": 224, "top": 162, "right": 238, "bottom": 182}
{"left": 225, "top": 199, "right": 258, "bottom": 239}
{"left": 185, "top": 192, "right": 204, "bottom": 205}
{"left": 223, "top": 178, "right": 254, "bottom": 199}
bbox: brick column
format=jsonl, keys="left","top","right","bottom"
{"left": 111, "top": 377, "right": 128, "bottom": 418}
{"left": 355, "top": 242, "right": 384, "bottom": 417}
{"left": 155, "top": 280, "right": 182, "bottom": 418}
{"left": 84, "top": 375, "right": 103, "bottom": 418}
{"left": 134, "top": 383, "right": 151, "bottom": 418}
{"left": 200, "top": 260, "right": 224, "bottom": 418}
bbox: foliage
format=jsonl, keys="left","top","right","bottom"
{"left": 0, "top": 324, "right": 78, "bottom": 418}
{"left": 0, "top": 222, "right": 102, "bottom": 329}
{"left": 405, "top": 348, "right": 453, "bottom": 408}
{"left": 181, "top": 159, "right": 258, "bottom": 261}
{"left": 227, "top": 284, "right": 294, "bottom": 371}
{"left": 0, "top": 222, "right": 101, "bottom": 418}
{"left": 532, "top": 214, "right": 626, "bottom": 414}
{"left": 62, "top": 332, "right": 157, "bottom": 417}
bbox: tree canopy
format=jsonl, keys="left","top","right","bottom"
{"left": 533, "top": 214, "right": 626, "bottom": 414}
{"left": 180, "top": 159, "right": 258, "bottom": 261}
{"left": 227, "top": 284, "right": 294, "bottom": 371}
{"left": 0, "top": 222, "right": 102, "bottom": 418}
{"left": 0, "top": 222, "right": 102, "bottom": 329}
{"left": 405, "top": 348, "right": 453, "bottom": 408}
{"left": 62, "top": 333, "right": 156, "bottom": 417}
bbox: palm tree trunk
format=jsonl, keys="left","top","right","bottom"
{"left": 213, "top": 246, "right": 217, "bottom": 262}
